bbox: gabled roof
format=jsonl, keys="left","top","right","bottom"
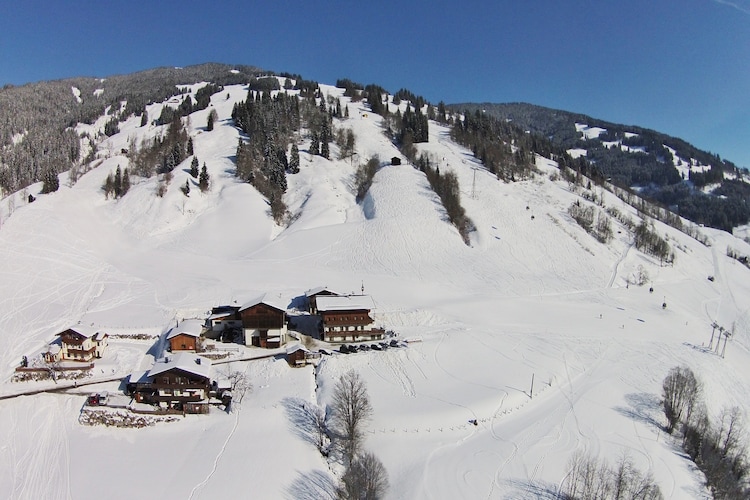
{"left": 59, "top": 324, "right": 99, "bottom": 339}
{"left": 238, "top": 293, "right": 286, "bottom": 313}
{"left": 148, "top": 352, "right": 211, "bottom": 380}
{"left": 305, "top": 286, "right": 339, "bottom": 297}
{"left": 316, "top": 295, "right": 375, "bottom": 312}
{"left": 286, "top": 343, "right": 310, "bottom": 355}
{"left": 166, "top": 319, "right": 204, "bottom": 339}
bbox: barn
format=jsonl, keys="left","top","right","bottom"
{"left": 239, "top": 295, "right": 289, "bottom": 348}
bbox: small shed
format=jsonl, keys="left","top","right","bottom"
{"left": 167, "top": 319, "right": 204, "bottom": 352}
{"left": 286, "top": 344, "right": 321, "bottom": 366}
{"left": 391, "top": 157, "right": 402, "bottom": 166}
{"left": 286, "top": 344, "right": 310, "bottom": 366}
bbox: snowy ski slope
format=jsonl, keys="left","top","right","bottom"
{"left": 0, "top": 80, "right": 749, "bottom": 499}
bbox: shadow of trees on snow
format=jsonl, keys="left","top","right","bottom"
{"left": 614, "top": 392, "right": 663, "bottom": 430}
{"left": 285, "top": 469, "right": 337, "bottom": 500}
{"left": 504, "top": 479, "right": 561, "bottom": 499}
{"left": 281, "top": 396, "right": 329, "bottom": 447}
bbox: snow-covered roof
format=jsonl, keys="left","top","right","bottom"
{"left": 285, "top": 343, "right": 309, "bottom": 355}
{"left": 148, "top": 352, "right": 211, "bottom": 379}
{"left": 238, "top": 293, "right": 287, "bottom": 313}
{"left": 316, "top": 295, "right": 375, "bottom": 312}
{"left": 208, "top": 311, "right": 234, "bottom": 320}
{"left": 166, "top": 319, "right": 204, "bottom": 339}
{"left": 305, "top": 286, "right": 339, "bottom": 297}
{"left": 127, "top": 370, "right": 151, "bottom": 384}
{"left": 61, "top": 325, "right": 99, "bottom": 339}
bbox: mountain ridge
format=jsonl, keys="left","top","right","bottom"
{"left": 0, "top": 74, "right": 749, "bottom": 498}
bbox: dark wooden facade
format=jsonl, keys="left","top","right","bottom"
{"left": 133, "top": 367, "right": 211, "bottom": 412}
{"left": 169, "top": 333, "right": 197, "bottom": 352}
{"left": 320, "top": 309, "right": 384, "bottom": 343}
{"left": 287, "top": 347, "right": 308, "bottom": 366}
{"left": 240, "top": 303, "right": 285, "bottom": 330}
{"left": 307, "top": 289, "right": 339, "bottom": 314}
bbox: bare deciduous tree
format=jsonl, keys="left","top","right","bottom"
{"left": 332, "top": 370, "right": 372, "bottom": 464}
{"left": 222, "top": 368, "right": 252, "bottom": 407}
{"left": 337, "top": 451, "right": 389, "bottom": 500}
{"left": 564, "top": 451, "right": 662, "bottom": 500}
{"left": 662, "top": 365, "right": 700, "bottom": 434}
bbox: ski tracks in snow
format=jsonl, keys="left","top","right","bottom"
{"left": 5, "top": 396, "right": 72, "bottom": 500}
{"left": 188, "top": 406, "right": 242, "bottom": 500}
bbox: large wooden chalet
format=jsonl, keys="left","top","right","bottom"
{"left": 128, "top": 352, "right": 212, "bottom": 414}
{"left": 166, "top": 319, "right": 204, "bottom": 352}
{"left": 305, "top": 286, "right": 339, "bottom": 315}
{"left": 316, "top": 295, "right": 384, "bottom": 343}
{"left": 55, "top": 325, "right": 108, "bottom": 362}
{"left": 239, "top": 295, "right": 288, "bottom": 348}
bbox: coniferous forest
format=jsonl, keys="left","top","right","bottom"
{"left": 1, "top": 63, "right": 748, "bottom": 233}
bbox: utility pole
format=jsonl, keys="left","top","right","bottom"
{"left": 721, "top": 323, "right": 734, "bottom": 358}
{"left": 471, "top": 168, "right": 477, "bottom": 200}
{"left": 716, "top": 327, "right": 724, "bottom": 355}
{"left": 530, "top": 373, "right": 535, "bottom": 399}
{"left": 709, "top": 322, "right": 718, "bottom": 350}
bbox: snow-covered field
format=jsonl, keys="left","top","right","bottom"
{"left": 1, "top": 81, "right": 749, "bottom": 499}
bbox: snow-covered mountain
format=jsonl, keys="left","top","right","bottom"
{"left": 0, "top": 77, "right": 749, "bottom": 499}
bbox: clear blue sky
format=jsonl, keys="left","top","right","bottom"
{"left": 2, "top": 0, "right": 748, "bottom": 167}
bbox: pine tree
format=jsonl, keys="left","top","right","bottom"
{"left": 102, "top": 172, "right": 115, "bottom": 199}
{"left": 187, "top": 137, "right": 194, "bottom": 156}
{"left": 320, "top": 121, "right": 331, "bottom": 159}
{"left": 310, "top": 131, "right": 320, "bottom": 156}
{"left": 41, "top": 168, "right": 59, "bottom": 194}
{"left": 121, "top": 168, "right": 130, "bottom": 195}
{"left": 181, "top": 179, "right": 190, "bottom": 196}
{"left": 114, "top": 166, "right": 123, "bottom": 198}
{"left": 140, "top": 110, "right": 148, "bottom": 127}
{"left": 190, "top": 156, "right": 199, "bottom": 177}
{"left": 207, "top": 109, "right": 217, "bottom": 131}
{"left": 199, "top": 163, "right": 210, "bottom": 192}
{"left": 289, "top": 144, "right": 300, "bottom": 173}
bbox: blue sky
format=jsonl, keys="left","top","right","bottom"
{"left": 1, "top": 0, "right": 748, "bottom": 167}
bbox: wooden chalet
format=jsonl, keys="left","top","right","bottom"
{"left": 129, "top": 352, "right": 212, "bottom": 414}
{"left": 305, "top": 286, "right": 339, "bottom": 315}
{"left": 316, "top": 295, "right": 385, "bottom": 343}
{"left": 285, "top": 344, "right": 321, "bottom": 367}
{"left": 56, "top": 325, "right": 108, "bottom": 362}
{"left": 239, "top": 295, "right": 288, "bottom": 348}
{"left": 166, "top": 319, "right": 204, "bottom": 352}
